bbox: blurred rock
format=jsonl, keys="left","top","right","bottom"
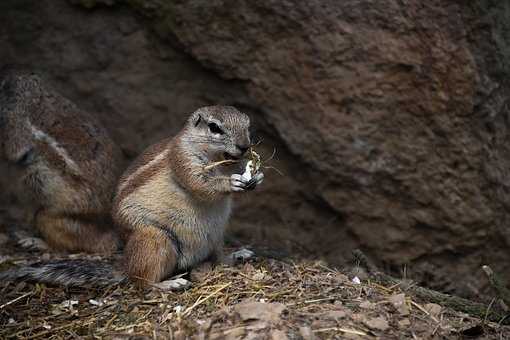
{"left": 388, "top": 293, "right": 410, "bottom": 316}
{"left": 234, "top": 301, "right": 286, "bottom": 323}
{"left": 0, "top": 233, "right": 9, "bottom": 247}
{"left": 299, "top": 326, "right": 316, "bottom": 340}
{"left": 424, "top": 303, "right": 442, "bottom": 318}
{"left": 364, "top": 316, "right": 390, "bottom": 331}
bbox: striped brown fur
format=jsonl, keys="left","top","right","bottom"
{"left": 115, "top": 138, "right": 171, "bottom": 204}
{"left": 0, "top": 67, "right": 124, "bottom": 254}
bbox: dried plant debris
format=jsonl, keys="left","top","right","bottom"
{"left": 0, "top": 221, "right": 508, "bottom": 339}
{"left": 1, "top": 254, "right": 510, "bottom": 339}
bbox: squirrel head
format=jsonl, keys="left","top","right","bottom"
{"left": 184, "top": 106, "right": 252, "bottom": 161}
{"left": 0, "top": 67, "right": 43, "bottom": 165}
{"left": 0, "top": 66, "right": 43, "bottom": 114}
{"left": 0, "top": 67, "right": 43, "bottom": 128}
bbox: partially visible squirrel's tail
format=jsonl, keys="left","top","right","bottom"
{"left": 0, "top": 260, "right": 126, "bottom": 287}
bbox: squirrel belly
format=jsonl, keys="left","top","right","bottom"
{"left": 116, "top": 161, "right": 232, "bottom": 271}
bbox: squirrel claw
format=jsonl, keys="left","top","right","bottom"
{"left": 230, "top": 172, "right": 264, "bottom": 192}
{"left": 246, "top": 172, "right": 264, "bottom": 190}
{"left": 230, "top": 174, "right": 246, "bottom": 192}
{"left": 17, "top": 236, "right": 49, "bottom": 251}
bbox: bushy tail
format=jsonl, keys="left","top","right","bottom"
{"left": 0, "top": 259, "right": 126, "bottom": 287}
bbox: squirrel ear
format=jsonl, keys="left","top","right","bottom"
{"left": 193, "top": 113, "right": 202, "bottom": 127}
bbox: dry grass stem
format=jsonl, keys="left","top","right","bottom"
{"left": 0, "top": 292, "right": 33, "bottom": 310}
{"left": 203, "top": 159, "right": 240, "bottom": 171}
{"left": 182, "top": 283, "right": 232, "bottom": 317}
{"left": 410, "top": 300, "right": 440, "bottom": 323}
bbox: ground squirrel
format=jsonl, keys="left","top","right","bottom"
{"left": 0, "top": 105, "right": 263, "bottom": 289}
{"left": 113, "top": 105, "right": 263, "bottom": 287}
{"left": 0, "top": 67, "right": 124, "bottom": 254}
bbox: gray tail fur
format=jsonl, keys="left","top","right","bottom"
{"left": 0, "top": 260, "right": 126, "bottom": 287}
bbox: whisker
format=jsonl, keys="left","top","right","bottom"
{"left": 263, "top": 165, "right": 284, "bottom": 176}
{"left": 185, "top": 137, "right": 222, "bottom": 143}
{"left": 250, "top": 138, "right": 264, "bottom": 147}
{"left": 263, "top": 147, "right": 277, "bottom": 163}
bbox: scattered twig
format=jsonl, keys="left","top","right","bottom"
{"left": 484, "top": 298, "right": 496, "bottom": 325}
{"left": 0, "top": 292, "right": 33, "bottom": 310}
{"left": 410, "top": 300, "right": 439, "bottom": 323}
{"left": 24, "top": 319, "right": 95, "bottom": 339}
{"left": 313, "top": 327, "right": 367, "bottom": 336}
{"left": 482, "top": 265, "right": 510, "bottom": 310}
{"left": 182, "top": 283, "right": 232, "bottom": 317}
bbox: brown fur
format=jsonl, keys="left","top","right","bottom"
{"left": 36, "top": 211, "right": 118, "bottom": 253}
{"left": 113, "top": 106, "right": 255, "bottom": 286}
{"left": 0, "top": 67, "right": 124, "bottom": 254}
{"left": 115, "top": 138, "right": 171, "bottom": 204}
{"left": 124, "top": 225, "right": 177, "bottom": 287}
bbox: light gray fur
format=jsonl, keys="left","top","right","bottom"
{"left": 176, "top": 194, "right": 232, "bottom": 270}
{"left": 0, "top": 260, "right": 125, "bottom": 287}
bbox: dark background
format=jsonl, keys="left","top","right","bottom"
{"left": 1, "top": 0, "right": 510, "bottom": 299}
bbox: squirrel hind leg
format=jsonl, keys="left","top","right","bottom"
{"left": 124, "top": 226, "right": 178, "bottom": 288}
{"left": 36, "top": 211, "right": 120, "bottom": 254}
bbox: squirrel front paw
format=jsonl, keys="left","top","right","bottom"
{"left": 230, "top": 172, "right": 264, "bottom": 192}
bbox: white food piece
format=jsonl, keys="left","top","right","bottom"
{"left": 241, "top": 159, "right": 261, "bottom": 181}
{"left": 352, "top": 276, "right": 361, "bottom": 284}
{"left": 241, "top": 160, "right": 254, "bottom": 181}
{"left": 89, "top": 299, "right": 104, "bottom": 306}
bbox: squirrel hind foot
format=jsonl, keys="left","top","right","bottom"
{"left": 152, "top": 278, "right": 192, "bottom": 291}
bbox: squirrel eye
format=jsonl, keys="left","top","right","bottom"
{"left": 208, "top": 122, "right": 224, "bottom": 135}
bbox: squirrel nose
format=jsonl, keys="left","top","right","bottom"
{"left": 236, "top": 145, "right": 249, "bottom": 155}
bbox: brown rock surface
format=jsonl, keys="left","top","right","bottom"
{"left": 1, "top": 0, "right": 510, "bottom": 296}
